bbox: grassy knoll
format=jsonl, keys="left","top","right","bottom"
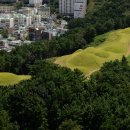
{"left": 0, "top": 72, "right": 31, "bottom": 86}
{"left": 54, "top": 28, "right": 130, "bottom": 76}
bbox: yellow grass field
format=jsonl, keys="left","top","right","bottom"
{"left": 0, "top": 72, "right": 31, "bottom": 86}
{"left": 54, "top": 28, "right": 130, "bottom": 76}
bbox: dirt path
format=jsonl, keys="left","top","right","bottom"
{"left": 86, "top": 69, "right": 99, "bottom": 78}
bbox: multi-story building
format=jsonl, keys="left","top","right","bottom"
{"left": 29, "top": 0, "right": 42, "bottom": 7}
{"left": 74, "top": 0, "right": 87, "bottom": 18}
{"left": 59, "top": 0, "right": 87, "bottom": 18}
{"left": 59, "top": 0, "right": 74, "bottom": 16}
{"left": 0, "top": 0, "right": 16, "bottom": 3}
{"left": 0, "top": 13, "right": 33, "bottom": 28}
{"left": 0, "top": 15, "right": 14, "bottom": 28}
{"left": 37, "top": 5, "right": 50, "bottom": 18}
{"left": 0, "top": 0, "right": 29, "bottom": 4}
{"left": 0, "top": 5, "right": 15, "bottom": 13}
{"left": 19, "top": 7, "right": 35, "bottom": 16}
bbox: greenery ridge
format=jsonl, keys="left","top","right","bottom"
{"left": 54, "top": 28, "right": 130, "bottom": 76}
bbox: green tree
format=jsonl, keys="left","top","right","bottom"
{"left": 7, "top": 87, "right": 48, "bottom": 130}
{"left": 0, "top": 30, "right": 8, "bottom": 38}
{"left": 58, "top": 119, "right": 82, "bottom": 130}
{"left": 0, "top": 110, "right": 19, "bottom": 130}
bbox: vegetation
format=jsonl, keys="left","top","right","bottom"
{"left": 0, "top": 29, "right": 8, "bottom": 38}
{"left": 0, "top": 0, "right": 129, "bottom": 76}
{"left": 49, "top": 0, "right": 59, "bottom": 13}
{"left": 127, "top": 55, "right": 130, "bottom": 65}
{"left": 54, "top": 28, "right": 130, "bottom": 75}
{"left": 0, "top": 73, "right": 31, "bottom": 86}
{"left": 0, "top": 59, "right": 130, "bottom": 130}
{"left": 15, "top": 2, "right": 23, "bottom": 9}
{"left": 0, "top": 0, "right": 130, "bottom": 129}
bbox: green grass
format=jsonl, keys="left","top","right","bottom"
{"left": 127, "top": 55, "right": 130, "bottom": 65}
{"left": 54, "top": 28, "right": 130, "bottom": 76}
{"left": 0, "top": 72, "right": 31, "bottom": 86}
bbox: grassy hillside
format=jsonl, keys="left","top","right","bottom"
{"left": 0, "top": 72, "right": 31, "bottom": 86}
{"left": 54, "top": 28, "right": 130, "bottom": 76}
{"left": 127, "top": 55, "right": 130, "bottom": 65}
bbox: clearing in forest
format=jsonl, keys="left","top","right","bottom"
{"left": 0, "top": 72, "right": 31, "bottom": 86}
{"left": 54, "top": 28, "right": 130, "bottom": 76}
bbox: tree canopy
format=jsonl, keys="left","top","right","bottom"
{"left": 0, "top": 58, "right": 130, "bottom": 129}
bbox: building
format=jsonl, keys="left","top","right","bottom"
{"left": 0, "top": 0, "right": 30, "bottom": 4}
{"left": 9, "top": 40, "right": 22, "bottom": 46}
{"left": 0, "top": 13, "right": 33, "bottom": 29}
{"left": 0, "top": 5, "right": 15, "bottom": 13}
{"left": 28, "top": 27, "right": 43, "bottom": 41}
{"left": 74, "top": 0, "right": 87, "bottom": 18}
{"left": 29, "top": 0, "right": 42, "bottom": 7}
{"left": 59, "top": 0, "right": 87, "bottom": 18}
{"left": 43, "top": 29, "right": 62, "bottom": 40}
{"left": 0, "top": 0, "right": 16, "bottom": 3}
{"left": 0, "top": 15, "right": 14, "bottom": 28}
{"left": 20, "top": 7, "right": 35, "bottom": 16}
{"left": 59, "top": 0, "right": 74, "bottom": 16}
{"left": 37, "top": 5, "right": 50, "bottom": 18}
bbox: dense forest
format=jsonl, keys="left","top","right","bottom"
{"left": 0, "top": 0, "right": 130, "bottom": 129}
{"left": 0, "top": 58, "right": 130, "bottom": 130}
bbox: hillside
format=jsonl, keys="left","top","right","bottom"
{"left": 0, "top": 72, "right": 31, "bottom": 86}
{"left": 54, "top": 28, "right": 130, "bottom": 76}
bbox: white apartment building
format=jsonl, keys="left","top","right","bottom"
{"left": 20, "top": 7, "right": 35, "bottom": 16}
{"left": 74, "top": 0, "right": 87, "bottom": 18}
{"left": 0, "top": 18, "right": 14, "bottom": 28}
{"left": 59, "top": 0, "right": 87, "bottom": 18}
{"left": 59, "top": 0, "right": 74, "bottom": 16}
{"left": 29, "top": 0, "right": 42, "bottom": 7}
{"left": 0, "top": 5, "right": 15, "bottom": 13}
{"left": 0, "top": 15, "right": 14, "bottom": 28}
{"left": 0, "top": 14, "right": 33, "bottom": 28}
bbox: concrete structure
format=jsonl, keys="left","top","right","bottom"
{"left": 28, "top": 27, "right": 43, "bottom": 41}
{"left": 43, "top": 29, "right": 58, "bottom": 40}
{"left": 13, "top": 13, "right": 32, "bottom": 26}
{"left": 0, "top": 0, "right": 30, "bottom": 4}
{"left": 9, "top": 40, "right": 22, "bottom": 46}
{"left": 59, "top": 0, "right": 87, "bottom": 18}
{"left": 59, "top": 0, "right": 74, "bottom": 16}
{"left": 0, "top": 15, "right": 14, "bottom": 28}
{"left": 29, "top": 0, "right": 42, "bottom": 7}
{"left": 32, "top": 15, "right": 41, "bottom": 24}
{"left": 74, "top": 0, "right": 87, "bottom": 18}
{"left": 0, "top": 13, "right": 33, "bottom": 28}
{"left": 0, "top": 5, "right": 15, "bottom": 13}
{"left": 19, "top": 7, "right": 35, "bottom": 16}
{"left": 0, "top": 0, "right": 16, "bottom": 3}
{"left": 37, "top": 5, "right": 50, "bottom": 18}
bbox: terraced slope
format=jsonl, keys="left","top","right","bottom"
{"left": 54, "top": 28, "right": 130, "bottom": 76}
{"left": 0, "top": 73, "right": 31, "bottom": 86}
